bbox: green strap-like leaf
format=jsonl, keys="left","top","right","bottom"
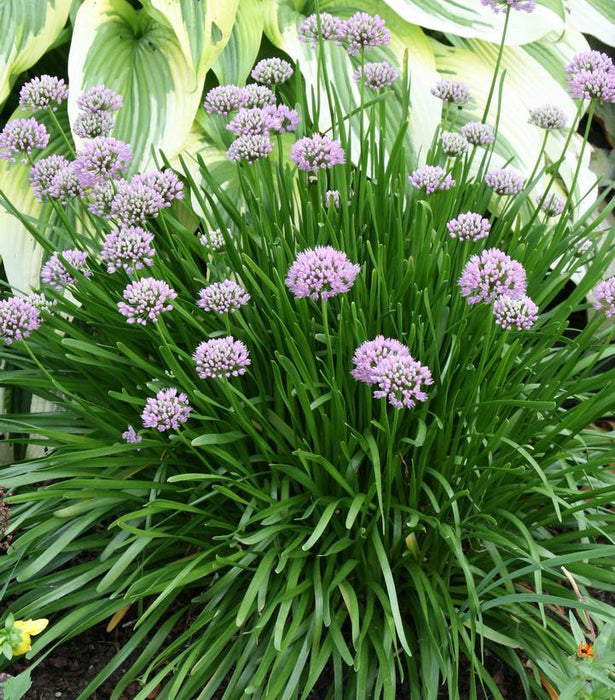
{"left": 565, "top": 0, "right": 615, "bottom": 46}
{"left": 67, "top": 0, "right": 207, "bottom": 171}
{"left": 213, "top": 0, "right": 264, "bottom": 86}
{"left": 0, "top": 0, "right": 72, "bottom": 104}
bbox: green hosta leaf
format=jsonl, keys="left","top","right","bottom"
{"left": 565, "top": 0, "right": 615, "bottom": 46}
{"left": 141, "top": 0, "right": 240, "bottom": 82}
{"left": 0, "top": 0, "right": 72, "bottom": 104}
{"left": 213, "top": 0, "right": 264, "bottom": 86}
{"left": 67, "top": 0, "right": 205, "bottom": 171}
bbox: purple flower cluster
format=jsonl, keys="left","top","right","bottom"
{"left": 19, "top": 75, "right": 68, "bottom": 113}
{"left": 204, "top": 85, "right": 248, "bottom": 116}
{"left": 592, "top": 277, "right": 615, "bottom": 317}
{"left": 481, "top": 0, "right": 536, "bottom": 13}
{"left": 117, "top": 277, "right": 177, "bottom": 325}
{"left": 0, "top": 118, "right": 49, "bottom": 163}
{"left": 243, "top": 84, "right": 276, "bottom": 109}
{"left": 484, "top": 168, "right": 524, "bottom": 196}
{"left": 493, "top": 294, "right": 538, "bottom": 331}
{"left": 538, "top": 192, "right": 565, "bottom": 217}
{"left": 325, "top": 190, "right": 340, "bottom": 208}
{"left": 528, "top": 105, "right": 567, "bottom": 130}
{"left": 77, "top": 86, "right": 123, "bottom": 113}
{"left": 352, "top": 337, "right": 433, "bottom": 410}
{"left": 408, "top": 165, "right": 454, "bottom": 194}
{"left": 460, "top": 121, "right": 495, "bottom": 146}
{"left": 431, "top": 80, "right": 471, "bottom": 105}
{"left": 101, "top": 226, "right": 155, "bottom": 274}
{"left": 197, "top": 280, "right": 250, "bottom": 313}
{"left": 122, "top": 425, "right": 142, "bottom": 444}
{"left": 200, "top": 228, "right": 229, "bottom": 251}
{"left": 228, "top": 134, "right": 274, "bottom": 163}
{"left": 447, "top": 212, "right": 491, "bottom": 242}
{"left": 353, "top": 62, "right": 398, "bottom": 90}
{"left": 73, "top": 111, "right": 115, "bottom": 139}
{"left": 134, "top": 170, "right": 184, "bottom": 203}
{"left": 25, "top": 292, "right": 56, "bottom": 315}
{"left": 47, "top": 162, "right": 85, "bottom": 204}
{"left": 227, "top": 108, "right": 279, "bottom": 137}
{"left": 109, "top": 177, "right": 166, "bottom": 224}
{"left": 142, "top": 388, "right": 191, "bottom": 432}
{"left": 458, "top": 248, "right": 526, "bottom": 304}
{"left": 88, "top": 180, "right": 115, "bottom": 216}
{"left": 298, "top": 13, "right": 343, "bottom": 45}
{"left": 192, "top": 336, "right": 251, "bottom": 378}
{"left": 566, "top": 51, "right": 615, "bottom": 103}
{"left": 74, "top": 137, "right": 132, "bottom": 182}
{"left": 29, "top": 155, "right": 70, "bottom": 201}
{"left": 251, "top": 58, "right": 294, "bottom": 86}
{"left": 339, "top": 12, "right": 390, "bottom": 56}
{"left": 440, "top": 131, "right": 469, "bottom": 157}
{"left": 41, "top": 250, "right": 91, "bottom": 290}
{"left": 265, "top": 105, "right": 300, "bottom": 134}
{"left": 290, "top": 134, "right": 345, "bottom": 171}
{"left": 74, "top": 86, "right": 123, "bottom": 139}
{"left": 0, "top": 296, "right": 41, "bottom": 345}
{"left": 286, "top": 246, "right": 360, "bottom": 301}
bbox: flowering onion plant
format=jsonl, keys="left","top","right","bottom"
{"left": 0, "top": 8, "right": 615, "bottom": 700}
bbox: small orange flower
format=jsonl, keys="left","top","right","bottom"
{"left": 577, "top": 641, "right": 594, "bottom": 659}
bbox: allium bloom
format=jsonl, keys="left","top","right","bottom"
{"left": 325, "top": 189, "right": 340, "bottom": 208}
{"left": 133, "top": 170, "right": 184, "bottom": 205}
{"left": 197, "top": 280, "right": 250, "bottom": 313}
{"left": 73, "top": 110, "right": 115, "bottom": 139}
{"left": 298, "top": 13, "right": 343, "bottom": 45}
{"left": 566, "top": 51, "right": 615, "bottom": 102}
{"left": 227, "top": 134, "right": 273, "bottom": 163}
{"left": 408, "top": 165, "right": 454, "bottom": 194}
{"left": 88, "top": 180, "right": 115, "bottom": 217}
{"left": 481, "top": 0, "right": 536, "bottom": 13}
{"left": 243, "top": 84, "right": 276, "bottom": 108}
{"left": 142, "top": 388, "right": 191, "bottom": 432}
{"left": 0, "top": 296, "right": 41, "bottom": 344}
{"left": 441, "top": 131, "right": 469, "bottom": 157}
{"left": 74, "top": 137, "right": 132, "bottom": 182}
{"left": 485, "top": 168, "right": 525, "bottom": 196}
{"left": 372, "top": 354, "right": 433, "bottom": 410}
{"left": 41, "top": 250, "right": 91, "bottom": 290}
{"left": 567, "top": 51, "right": 614, "bottom": 74}
{"left": 0, "top": 118, "right": 49, "bottom": 162}
{"left": 592, "top": 277, "right": 615, "bottom": 317}
{"left": 528, "top": 104, "right": 567, "bottom": 130}
{"left": 339, "top": 12, "right": 390, "bottom": 56}
{"left": 430, "top": 79, "right": 471, "bottom": 105}
{"left": 203, "top": 84, "right": 248, "bottom": 116}
{"left": 447, "top": 212, "right": 491, "bottom": 242}
{"left": 251, "top": 58, "right": 294, "bottom": 85}
{"left": 227, "top": 107, "right": 278, "bottom": 136}
{"left": 351, "top": 336, "right": 410, "bottom": 385}
{"left": 290, "top": 134, "right": 345, "bottom": 171}
{"left": 459, "top": 248, "right": 527, "bottom": 304}
{"left": 264, "top": 104, "right": 301, "bottom": 133}
{"left": 29, "top": 155, "right": 70, "bottom": 201}
{"left": 460, "top": 121, "right": 495, "bottom": 146}
{"left": 24, "top": 292, "right": 56, "bottom": 315}
{"left": 353, "top": 61, "right": 398, "bottom": 90}
{"left": 122, "top": 425, "right": 142, "bottom": 444}
{"left": 493, "top": 294, "right": 538, "bottom": 330}
{"left": 538, "top": 192, "right": 565, "bottom": 217}
{"left": 117, "top": 277, "right": 177, "bottom": 325}
{"left": 19, "top": 75, "right": 68, "bottom": 112}
{"left": 109, "top": 178, "right": 166, "bottom": 224}
{"left": 200, "top": 228, "right": 229, "bottom": 250}
{"left": 285, "top": 246, "right": 360, "bottom": 300}
{"left": 101, "top": 226, "right": 155, "bottom": 274}
{"left": 193, "top": 336, "right": 251, "bottom": 378}
{"left": 76, "top": 85, "right": 123, "bottom": 113}
{"left": 47, "top": 162, "right": 85, "bottom": 204}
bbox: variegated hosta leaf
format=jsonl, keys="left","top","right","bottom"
{"left": 213, "top": 0, "right": 264, "bottom": 86}
{"left": 0, "top": 107, "right": 72, "bottom": 293}
{"left": 263, "top": 0, "right": 442, "bottom": 165}
{"left": 381, "top": 0, "right": 565, "bottom": 45}
{"left": 140, "top": 0, "right": 240, "bottom": 83}
{"left": 564, "top": 0, "right": 615, "bottom": 47}
{"left": 68, "top": 0, "right": 206, "bottom": 172}
{"left": 0, "top": 0, "right": 72, "bottom": 104}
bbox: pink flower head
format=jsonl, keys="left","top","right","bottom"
{"left": 566, "top": 51, "right": 615, "bottom": 103}
{"left": 0, "top": 296, "right": 41, "bottom": 345}
{"left": 122, "top": 425, "right": 142, "bottom": 444}
{"left": 88, "top": 180, "right": 115, "bottom": 217}
{"left": 408, "top": 165, "right": 454, "bottom": 194}
{"left": 117, "top": 277, "right": 177, "bottom": 325}
{"left": 264, "top": 105, "right": 301, "bottom": 133}
{"left": 485, "top": 168, "right": 525, "bottom": 196}
{"left": 440, "top": 132, "right": 469, "bottom": 157}
{"left": 372, "top": 354, "right": 433, "bottom": 409}
{"left": 325, "top": 190, "right": 340, "bottom": 208}
{"left": 227, "top": 134, "right": 273, "bottom": 163}
{"left": 76, "top": 85, "right": 123, "bottom": 113}
{"left": 528, "top": 105, "right": 567, "bottom": 130}
{"left": 447, "top": 212, "right": 491, "bottom": 242}
{"left": 109, "top": 178, "right": 166, "bottom": 224}
{"left": 493, "top": 294, "right": 538, "bottom": 330}
{"left": 431, "top": 79, "right": 471, "bottom": 105}
{"left": 74, "top": 137, "right": 132, "bottom": 183}
{"left": 133, "top": 170, "right": 184, "bottom": 205}
{"left": 298, "top": 13, "right": 343, "bottom": 45}
{"left": 29, "top": 155, "right": 70, "bottom": 201}
{"left": 290, "top": 134, "right": 345, "bottom": 171}
{"left": 243, "top": 84, "right": 276, "bottom": 109}
{"left": 203, "top": 84, "right": 248, "bottom": 116}
{"left": 200, "top": 228, "right": 229, "bottom": 251}
{"left": 19, "top": 75, "right": 68, "bottom": 113}
{"left": 73, "top": 111, "right": 115, "bottom": 139}
{"left": 197, "top": 280, "right": 250, "bottom": 313}
{"left": 481, "top": 0, "right": 536, "bottom": 13}
{"left": 592, "top": 277, "right": 615, "bottom": 318}
{"left": 538, "top": 192, "right": 565, "bottom": 217}
{"left": 460, "top": 121, "right": 495, "bottom": 146}
{"left": 47, "top": 162, "right": 85, "bottom": 204}
{"left": 353, "top": 61, "right": 398, "bottom": 90}
{"left": 286, "top": 246, "right": 360, "bottom": 300}
{"left": 142, "top": 388, "right": 191, "bottom": 432}
{"left": 339, "top": 12, "right": 390, "bottom": 56}
{"left": 227, "top": 108, "right": 278, "bottom": 137}
{"left": 351, "top": 336, "right": 410, "bottom": 385}
{"left": 41, "top": 250, "right": 91, "bottom": 290}
{"left": 0, "top": 118, "right": 49, "bottom": 163}
{"left": 251, "top": 58, "right": 294, "bottom": 86}
{"left": 193, "top": 336, "right": 251, "bottom": 378}
{"left": 101, "top": 226, "right": 155, "bottom": 274}
{"left": 459, "top": 248, "right": 527, "bottom": 304}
